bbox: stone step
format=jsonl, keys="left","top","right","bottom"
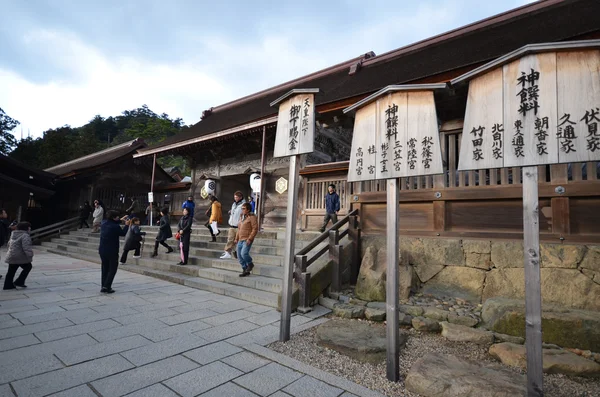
{"left": 197, "top": 268, "right": 282, "bottom": 294}
{"left": 71, "top": 227, "right": 280, "bottom": 240}
{"left": 210, "top": 259, "right": 284, "bottom": 279}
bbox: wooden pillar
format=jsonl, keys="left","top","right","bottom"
{"left": 386, "top": 178, "right": 400, "bottom": 382}
{"left": 523, "top": 166, "right": 544, "bottom": 396}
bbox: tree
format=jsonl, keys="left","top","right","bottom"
{"left": 0, "top": 107, "right": 19, "bottom": 155}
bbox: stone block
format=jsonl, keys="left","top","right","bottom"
{"left": 580, "top": 246, "right": 600, "bottom": 272}
{"left": 399, "top": 313, "right": 413, "bottom": 326}
{"left": 194, "top": 320, "right": 259, "bottom": 343}
{"left": 0, "top": 333, "right": 40, "bottom": 352}
{"left": 318, "top": 297, "right": 338, "bottom": 310}
{"left": 198, "top": 382, "right": 262, "bottom": 397}
{"left": 366, "top": 301, "right": 386, "bottom": 310}
{"left": 412, "top": 317, "right": 441, "bottom": 332}
{"left": 541, "top": 244, "right": 586, "bottom": 268}
{"left": 35, "top": 319, "right": 120, "bottom": 342}
{"left": 164, "top": 361, "right": 243, "bottom": 397}
{"left": 332, "top": 304, "right": 365, "bottom": 319}
{"left": 491, "top": 241, "right": 524, "bottom": 268}
{"left": 283, "top": 375, "right": 345, "bottom": 397}
{"left": 364, "top": 308, "right": 386, "bottom": 321}
{"left": 423, "top": 307, "right": 450, "bottom": 321}
{"left": 0, "top": 318, "right": 73, "bottom": 340}
{"left": 440, "top": 321, "right": 494, "bottom": 345}
{"left": 423, "top": 267, "right": 486, "bottom": 302}
{"left": 183, "top": 341, "right": 243, "bottom": 365}
{"left": 398, "top": 304, "right": 423, "bottom": 317}
{"left": 123, "top": 384, "right": 180, "bottom": 397}
{"left": 221, "top": 351, "right": 271, "bottom": 373}
{"left": 1, "top": 334, "right": 97, "bottom": 363}
{"left": 56, "top": 335, "right": 151, "bottom": 366}
{"left": 233, "top": 362, "right": 303, "bottom": 396}
{"left": 0, "top": 354, "right": 64, "bottom": 384}
{"left": 48, "top": 385, "right": 98, "bottom": 397}
{"left": 463, "top": 240, "right": 492, "bottom": 270}
{"left": 355, "top": 247, "right": 386, "bottom": 302}
{"left": 447, "top": 313, "right": 479, "bottom": 327}
{"left": 493, "top": 332, "right": 524, "bottom": 345}
{"left": 121, "top": 333, "right": 208, "bottom": 366}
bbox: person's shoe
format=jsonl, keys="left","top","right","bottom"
{"left": 3, "top": 285, "right": 16, "bottom": 290}
{"left": 151, "top": 251, "right": 158, "bottom": 258}
{"left": 232, "top": 250, "right": 238, "bottom": 259}
{"left": 220, "top": 252, "right": 231, "bottom": 259}
{"left": 247, "top": 263, "right": 254, "bottom": 273}
{"left": 105, "top": 288, "right": 115, "bottom": 294}
{"left": 176, "top": 262, "right": 184, "bottom": 266}
{"left": 132, "top": 255, "right": 141, "bottom": 259}
{"left": 216, "top": 230, "right": 221, "bottom": 236}
{"left": 119, "top": 261, "right": 126, "bottom": 265}
{"left": 239, "top": 270, "right": 250, "bottom": 277}
{"left": 211, "top": 236, "right": 217, "bottom": 242}
{"left": 166, "top": 247, "right": 174, "bottom": 253}
{"left": 100, "top": 287, "right": 108, "bottom": 293}
{"left": 14, "top": 283, "right": 27, "bottom": 288}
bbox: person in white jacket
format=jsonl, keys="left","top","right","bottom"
{"left": 92, "top": 200, "right": 104, "bottom": 233}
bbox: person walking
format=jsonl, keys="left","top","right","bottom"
{"left": 91, "top": 200, "right": 104, "bottom": 233}
{"left": 126, "top": 197, "right": 140, "bottom": 218}
{"left": 152, "top": 208, "right": 173, "bottom": 257}
{"left": 120, "top": 217, "right": 146, "bottom": 264}
{"left": 320, "top": 184, "right": 340, "bottom": 233}
{"left": 3, "top": 222, "right": 33, "bottom": 290}
{"left": 248, "top": 195, "right": 256, "bottom": 214}
{"left": 79, "top": 201, "right": 93, "bottom": 229}
{"left": 0, "top": 208, "right": 10, "bottom": 280}
{"left": 176, "top": 207, "right": 192, "bottom": 265}
{"left": 235, "top": 203, "right": 258, "bottom": 277}
{"left": 182, "top": 195, "right": 195, "bottom": 224}
{"left": 208, "top": 195, "right": 222, "bottom": 241}
{"left": 98, "top": 210, "right": 129, "bottom": 293}
{"left": 220, "top": 191, "right": 244, "bottom": 259}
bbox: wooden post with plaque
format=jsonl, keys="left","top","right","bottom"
{"left": 452, "top": 39, "right": 600, "bottom": 396}
{"left": 344, "top": 84, "right": 445, "bottom": 381}
{"left": 271, "top": 88, "right": 319, "bottom": 342}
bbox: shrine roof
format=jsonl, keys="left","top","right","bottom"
{"left": 343, "top": 84, "right": 447, "bottom": 114}
{"left": 136, "top": 0, "right": 600, "bottom": 158}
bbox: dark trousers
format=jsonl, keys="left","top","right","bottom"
{"left": 4, "top": 263, "right": 32, "bottom": 289}
{"left": 204, "top": 221, "right": 215, "bottom": 237}
{"left": 79, "top": 217, "right": 89, "bottom": 228}
{"left": 154, "top": 240, "right": 171, "bottom": 253}
{"left": 100, "top": 252, "right": 119, "bottom": 290}
{"left": 320, "top": 212, "right": 338, "bottom": 232}
{"left": 120, "top": 243, "right": 140, "bottom": 263}
{"left": 180, "top": 233, "right": 191, "bottom": 264}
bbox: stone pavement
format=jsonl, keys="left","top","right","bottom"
{"left": 0, "top": 250, "right": 383, "bottom": 397}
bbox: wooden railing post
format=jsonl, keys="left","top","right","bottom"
{"left": 348, "top": 215, "right": 361, "bottom": 284}
{"left": 298, "top": 272, "right": 312, "bottom": 314}
{"left": 329, "top": 229, "right": 343, "bottom": 291}
{"left": 294, "top": 255, "right": 307, "bottom": 278}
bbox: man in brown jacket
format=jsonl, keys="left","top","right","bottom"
{"left": 234, "top": 203, "right": 257, "bottom": 277}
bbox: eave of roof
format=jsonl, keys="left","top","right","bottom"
{"left": 343, "top": 84, "right": 447, "bottom": 114}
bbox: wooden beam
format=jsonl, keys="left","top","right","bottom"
{"left": 433, "top": 201, "right": 446, "bottom": 231}
{"left": 551, "top": 197, "right": 570, "bottom": 235}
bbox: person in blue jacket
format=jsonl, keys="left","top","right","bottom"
{"left": 320, "top": 184, "right": 340, "bottom": 233}
{"left": 98, "top": 210, "right": 129, "bottom": 293}
{"left": 182, "top": 195, "right": 195, "bottom": 223}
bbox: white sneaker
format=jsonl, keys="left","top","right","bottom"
{"left": 133, "top": 255, "right": 141, "bottom": 259}
{"left": 220, "top": 252, "right": 231, "bottom": 259}
{"left": 119, "top": 261, "right": 126, "bottom": 265}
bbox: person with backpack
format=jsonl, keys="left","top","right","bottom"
{"left": 120, "top": 217, "right": 146, "bottom": 264}
{"left": 98, "top": 210, "right": 129, "bottom": 293}
{"left": 320, "top": 184, "right": 340, "bottom": 233}
{"left": 3, "top": 222, "right": 33, "bottom": 290}
{"left": 152, "top": 208, "right": 173, "bottom": 257}
{"left": 182, "top": 195, "right": 195, "bottom": 224}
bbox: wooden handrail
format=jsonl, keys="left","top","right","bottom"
{"left": 30, "top": 217, "right": 80, "bottom": 236}
{"left": 296, "top": 209, "right": 358, "bottom": 256}
{"left": 30, "top": 217, "right": 80, "bottom": 241}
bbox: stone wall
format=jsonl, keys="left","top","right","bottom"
{"left": 360, "top": 236, "right": 600, "bottom": 311}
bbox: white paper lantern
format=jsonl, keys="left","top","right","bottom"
{"left": 204, "top": 179, "right": 216, "bottom": 195}
{"left": 249, "top": 173, "right": 261, "bottom": 193}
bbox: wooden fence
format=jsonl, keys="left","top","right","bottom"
{"left": 300, "top": 129, "right": 600, "bottom": 244}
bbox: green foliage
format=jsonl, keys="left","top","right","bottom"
{"left": 0, "top": 108, "right": 20, "bottom": 155}
{"left": 8, "top": 105, "right": 189, "bottom": 172}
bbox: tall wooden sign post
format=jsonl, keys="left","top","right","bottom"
{"left": 271, "top": 88, "right": 319, "bottom": 342}
{"left": 452, "top": 40, "right": 600, "bottom": 396}
{"left": 343, "top": 84, "right": 445, "bottom": 381}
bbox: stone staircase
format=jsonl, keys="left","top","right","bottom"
{"left": 36, "top": 226, "right": 324, "bottom": 308}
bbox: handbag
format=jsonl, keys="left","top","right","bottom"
{"left": 210, "top": 221, "right": 219, "bottom": 235}
{"left": 174, "top": 232, "right": 181, "bottom": 240}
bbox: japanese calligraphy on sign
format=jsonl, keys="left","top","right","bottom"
{"left": 345, "top": 86, "right": 444, "bottom": 182}
{"left": 271, "top": 89, "right": 318, "bottom": 158}
{"left": 455, "top": 46, "right": 600, "bottom": 171}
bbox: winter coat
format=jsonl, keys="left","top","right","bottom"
{"left": 79, "top": 204, "right": 92, "bottom": 219}
{"left": 325, "top": 192, "right": 340, "bottom": 214}
{"left": 5, "top": 230, "right": 33, "bottom": 265}
{"left": 93, "top": 207, "right": 104, "bottom": 224}
{"left": 156, "top": 215, "right": 172, "bottom": 241}
{"left": 99, "top": 219, "right": 129, "bottom": 256}
{"left": 124, "top": 224, "right": 146, "bottom": 251}
{"left": 235, "top": 213, "right": 258, "bottom": 242}
{"left": 227, "top": 200, "right": 244, "bottom": 227}
{"left": 178, "top": 215, "right": 192, "bottom": 236}
{"left": 209, "top": 201, "right": 223, "bottom": 224}
{"left": 182, "top": 200, "right": 195, "bottom": 218}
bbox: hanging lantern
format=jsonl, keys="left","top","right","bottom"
{"left": 204, "top": 179, "right": 216, "bottom": 195}
{"left": 249, "top": 173, "right": 261, "bottom": 193}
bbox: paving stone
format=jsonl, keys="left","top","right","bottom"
{"left": 89, "top": 319, "right": 169, "bottom": 342}
{"left": 221, "top": 351, "right": 271, "bottom": 372}
{"left": 283, "top": 375, "right": 345, "bottom": 397}
{"left": 91, "top": 355, "right": 198, "bottom": 397}
{"left": 0, "top": 318, "right": 74, "bottom": 340}
{"left": 246, "top": 310, "right": 281, "bottom": 326}
{"left": 18, "top": 308, "right": 98, "bottom": 325}
{"left": 73, "top": 307, "right": 152, "bottom": 325}
{"left": 159, "top": 309, "right": 219, "bottom": 326}
{"left": 1, "top": 334, "right": 97, "bottom": 362}
{"left": 0, "top": 304, "right": 39, "bottom": 315}
{"left": 339, "top": 393, "right": 359, "bottom": 397}
{"left": 56, "top": 334, "right": 151, "bottom": 365}
{"left": 120, "top": 384, "right": 180, "bottom": 397}
{"left": 164, "top": 361, "right": 243, "bottom": 397}
{"left": 0, "top": 319, "right": 22, "bottom": 330}
{"left": 203, "top": 309, "right": 257, "bottom": 326}
{"left": 269, "top": 392, "right": 293, "bottom": 397}
{"left": 234, "top": 362, "right": 303, "bottom": 396}
{"left": 302, "top": 305, "right": 332, "bottom": 319}
{"left": 35, "top": 319, "right": 120, "bottom": 342}
{"left": 199, "top": 382, "right": 260, "bottom": 396}
{"left": 194, "top": 320, "right": 260, "bottom": 343}
{"left": 121, "top": 333, "right": 209, "bottom": 366}
{"left": 210, "top": 300, "right": 256, "bottom": 314}
{"left": 0, "top": 354, "right": 64, "bottom": 384}
{"left": 12, "top": 354, "right": 134, "bottom": 397}
{"left": 11, "top": 306, "right": 66, "bottom": 320}
{"left": 48, "top": 384, "right": 97, "bottom": 397}
{"left": 245, "top": 305, "right": 273, "bottom": 314}
{"left": 0, "top": 384, "right": 13, "bottom": 397}
{"left": 184, "top": 341, "right": 243, "bottom": 364}
{"left": 140, "top": 319, "right": 212, "bottom": 342}
{"left": 225, "top": 324, "right": 280, "bottom": 347}
{"left": 0, "top": 333, "right": 40, "bottom": 351}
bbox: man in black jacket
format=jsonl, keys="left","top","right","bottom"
{"left": 79, "top": 201, "right": 93, "bottom": 229}
{"left": 98, "top": 210, "right": 129, "bottom": 293}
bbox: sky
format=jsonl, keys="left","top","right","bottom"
{"left": 0, "top": 0, "right": 534, "bottom": 139}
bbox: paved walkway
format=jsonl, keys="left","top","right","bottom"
{"left": 0, "top": 250, "right": 382, "bottom": 397}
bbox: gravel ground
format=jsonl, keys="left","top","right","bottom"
{"left": 268, "top": 318, "right": 600, "bottom": 397}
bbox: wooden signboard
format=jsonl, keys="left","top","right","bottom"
{"left": 272, "top": 89, "right": 318, "bottom": 158}
{"left": 344, "top": 84, "right": 445, "bottom": 382}
{"left": 452, "top": 40, "right": 600, "bottom": 397}
{"left": 271, "top": 88, "right": 319, "bottom": 343}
